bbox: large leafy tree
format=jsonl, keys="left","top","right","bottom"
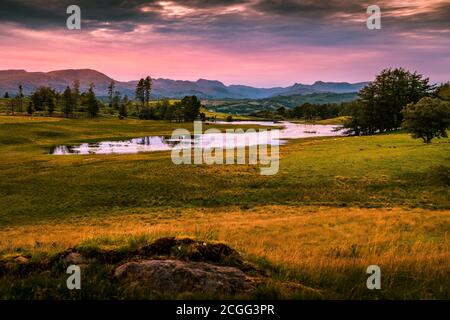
{"left": 344, "top": 68, "right": 433, "bottom": 135}
{"left": 402, "top": 97, "right": 450, "bottom": 143}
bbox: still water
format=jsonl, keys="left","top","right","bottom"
{"left": 50, "top": 121, "right": 343, "bottom": 155}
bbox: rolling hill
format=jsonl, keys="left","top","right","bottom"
{"left": 0, "top": 69, "right": 369, "bottom": 99}
{"left": 204, "top": 92, "right": 359, "bottom": 115}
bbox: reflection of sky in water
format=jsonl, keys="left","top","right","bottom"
{"left": 50, "top": 122, "right": 342, "bottom": 155}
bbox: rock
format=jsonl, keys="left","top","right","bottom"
{"left": 64, "top": 252, "right": 87, "bottom": 265}
{"left": 137, "top": 237, "right": 245, "bottom": 268}
{"left": 14, "top": 256, "right": 29, "bottom": 264}
{"left": 55, "top": 238, "right": 255, "bottom": 271}
{"left": 114, "top": 259, "right": 254, "bottom": 295}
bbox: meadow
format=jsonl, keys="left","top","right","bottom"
{"left": 0, "top": 115, "right": 448, "bottom": 299}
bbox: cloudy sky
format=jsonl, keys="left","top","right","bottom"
{"left": 0, "top": 0, "right": 449, "bottom": 86}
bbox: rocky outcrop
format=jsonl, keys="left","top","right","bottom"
{"left": 114, "top": 259, "right": 254, "bottom": 295}
{"left": 0, "top": 237, "right": 261, "bottom": 296}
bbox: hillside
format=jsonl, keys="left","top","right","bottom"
{"left": 278, "top": 81, "right": 367, "bottom": 96}
{"left": 205, "top": 92, "right": 358, "bottom": 115}
{"left": 0, "top": 69, "right": 368, "bottom": 99}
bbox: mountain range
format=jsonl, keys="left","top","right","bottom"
{"left": 0, "top": 69, "right": 369, "bottom": 99}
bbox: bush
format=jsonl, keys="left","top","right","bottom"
{"left": 402, "top": 97, "right": 450, "bottom": 143}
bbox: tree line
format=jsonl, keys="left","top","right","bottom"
{"left": 2, "top": 81, "right": 104, "bottom": 118}
{"left": 250, "top": 102, "right": 343, "bottom": 121}
{"left": 2, "top": 75, "right": 202, "bottom": 122}
{"left": 132, "top": 76, "right": 201, "bottom": 121}
{"left": 250, "top": 68, "right": 449, "bottom": 143}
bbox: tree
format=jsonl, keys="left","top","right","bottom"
{"left": 435, "top": 83, "right": 450, "bottom": 101}
{"left": 72, "top": 80, "right": 81, "bottom": 111}
{"left": 17, "top": 85, "right": 24, "bottom": 112}
{"left": 144, "top": 76, "right": 152, "bottom": 107}
{"left": 47, "top": 96, "right": 56, "bottom": 115}
{"left": 86, "top": 83, "right": 99, "bottom": 117}
{"left": 112, "top": 91, "right": 121, "bottom": 111}
{"left": 180, "top": 95, "right": 201, "bottom": 122}
{"left": 62, "top": 86, "right": 75, "bottom": 117}
{"left": 303, "top": 103, "right": 317, "bottom": 121}
{"left": 135, "top": 76, "right": 153, "bottom": 119}
{"left": 10, "top": 97, "right": 17, "bottom": 115}
{"left": 276, "top": 106, "right": 286, "bottom": 117}
{"left": 135, "top": 78, "right": 145, "bottom": 112}
{"left": 30, "top": 87, "right": 57, "bottom": 114}
{"left": 162, "top": 99, "right": 176, "bottom": 121}
{"left": 343, "top": 68, "right": 433, "bottom": 135}
{"left": 157, "top": 98, "right": 171, "bottom": 120}
{"left": 119, "top": 95, "right": 129, "bottom": 119}
{"left": 27, "top": 101, "right": 34, "bottom": 115}
{"left": 173, "top": 101, "right": 184, "bottom": 122}
{"left": 340, "top": 101, "right": 369, "bottom": 135}
{"left": 292, "top": 105, "right": 304, "bottom": 118}
{"left": 107, "top": 80, "right": 115, "bottom": 108}
{"left": 402, "top": 97, "right": 450, "bottom": 143}
{"left": 138, "top": 106, "right": 154, "bottom": 120}
{"left": 4, "top": 92, "right": 9, "bottom": 98}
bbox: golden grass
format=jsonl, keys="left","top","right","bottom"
{"left": 1, "top": 205, "right": 448, "bottom": 298}
{"left": 0, "top": 115, "right": 63, "bottom": 124}
{"left": 2, "top": 205, "right": 448, "bottom": 271}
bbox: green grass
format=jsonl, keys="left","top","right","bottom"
{"left": 0, "top": 115, "right": 449, "bottom": 299}
{"left": 0, "top": 116, "right": 448, "bottom": 227}
{"left": 292, "top": 116, "right": 349, "bottom": 125}
{"left": 201, "top": 107, "right": 257, "bottom": 121}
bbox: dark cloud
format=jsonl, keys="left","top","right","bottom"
{"left": 253, "top": 0, "right": 364, "bottom": 18}
{"left": 0, "top": 0, "right": 448, "bottom": 47}
{"left": 170, "top": 0, "right": 246, "bottom": 8}
{"left": 0, "top": 0, "right": 162, "bottom": 30}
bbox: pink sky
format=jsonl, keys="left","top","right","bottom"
{"left": 0, "top": 0, "right": 449, "bottom": 86}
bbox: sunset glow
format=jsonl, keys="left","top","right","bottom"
{"left": 0, "top": 0, "right": 448, "bottom": 86}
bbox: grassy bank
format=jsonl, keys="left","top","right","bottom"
{"left": 0, "top": 115, "right": 449, "bottom": 299}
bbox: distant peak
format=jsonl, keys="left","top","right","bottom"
{"left": 48, "top": 69, "right": 104, "bottom": 74}
{"left": 196, "top": 78, "right": 225, "bottom": 86}
{"left": 0, "top": 69, "right": 27, "bottom": 73}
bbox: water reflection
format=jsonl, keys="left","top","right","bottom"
{"left": 50, "top": 121, "right": 343, "bottom": 155}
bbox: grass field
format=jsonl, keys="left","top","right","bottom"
{"left": 201, "top": 107, "right": 257, "bottom": 121}
{"left": 0, "top": 115, "right": 449, "bottom": 299}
